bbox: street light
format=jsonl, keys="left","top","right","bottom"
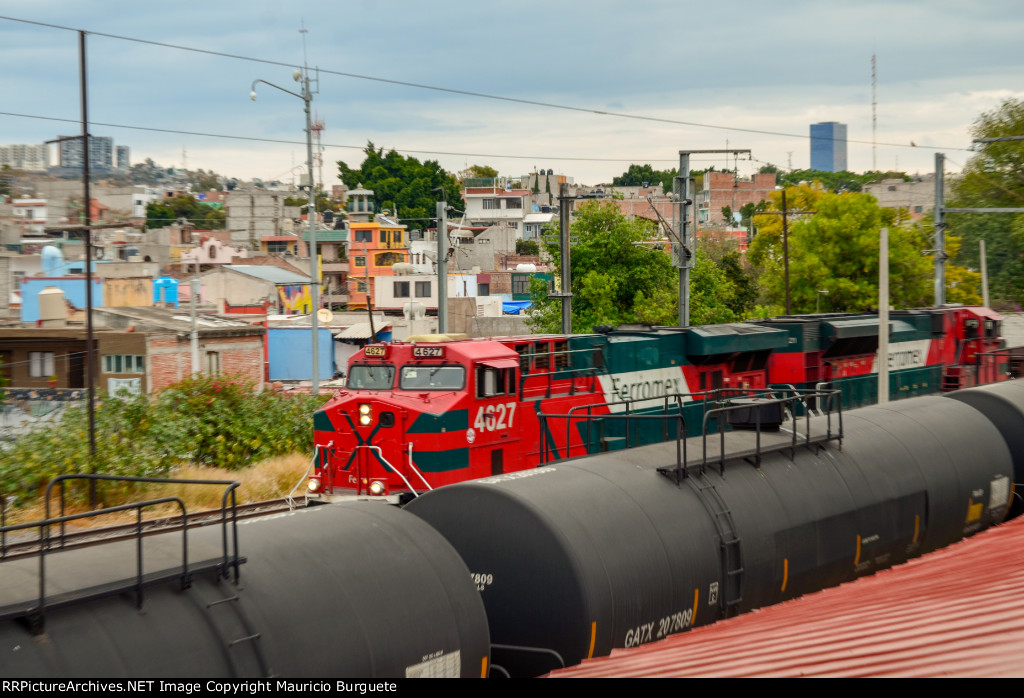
{"left": 816, "top": 289, "right": 829, "bottom": 313}
{"left": 250, "top": 69, "right": 321, "bottom": 395}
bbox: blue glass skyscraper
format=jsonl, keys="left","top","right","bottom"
{"left": 810, "top": 122, "right": 847, "bottom": 172}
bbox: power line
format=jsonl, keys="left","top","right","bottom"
{"left": 0, "top": 15, "right": 972, "bottom": 153}
{"left": 0, "top": 110, "right": 682, "bottom": 164}
{"left": 3, "top": 109, "right": 752, "bottom": 166}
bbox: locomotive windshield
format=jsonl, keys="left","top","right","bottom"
{"left": 347, "top": 364, "right": 396, "bottom": 390}
{"left": 400, "top": 365, "right": 465, "bottom": 391}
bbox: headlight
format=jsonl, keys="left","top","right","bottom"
{"left": 368, "top": 480, "right": 386, "bottom": 496}
{"left": 307, "top": 478, "right": 321, "bottom": 493}
{"left": 358, "top": 403, "right": 372, "bottom": 426}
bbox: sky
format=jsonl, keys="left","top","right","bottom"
{"left": 2, "top": 1, "right": 1023, "bottom": 190}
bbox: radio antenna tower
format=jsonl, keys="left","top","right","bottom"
{"left": 872, "top": 52, "right": 877, "bottom": 171}
{"left": 312, "top": 113, "right": 325, "bottom": 193}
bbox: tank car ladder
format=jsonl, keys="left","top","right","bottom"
{"left": 193, "top": 582, "right": 271, "bottom": 677}
{"left": 690, "top": 474, "right": 745, "bottom": 618}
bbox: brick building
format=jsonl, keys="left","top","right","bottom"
{"left": 698, "top": 172, "right": 777, "bottom": 226}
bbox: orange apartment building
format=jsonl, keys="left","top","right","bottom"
{"left": 345, "top": 185, "right": 409, "bottom": 309}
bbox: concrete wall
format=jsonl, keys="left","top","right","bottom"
{"left": 447, "top": 297, "right": 530, "bottom": 337}
{"left": 103, "top": 277, "right": 154, "bottom": 308}
{"left": 199, "top": 268, "right": 274, "bottom": 308}
{"left": 225, "top": 189, "right": 291, "bottom": 249}
{"left": 147, "top": 332, "right": 265, "bottom": 390}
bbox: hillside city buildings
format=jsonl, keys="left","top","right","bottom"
{"left": 0, "top": 130, "right": 939, "bottom": 392}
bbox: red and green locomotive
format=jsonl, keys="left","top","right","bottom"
{"left": 308, "top": 306, "right": 1007, "bottom": 501}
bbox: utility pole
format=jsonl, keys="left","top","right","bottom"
{"left": 781, "top": 189, "right": 791, "bottom": 314}
{"left": 436, "top": 198, "right": 448, "bottom": 334}
{"left": 190, "top": 262, "right": 200, "bottom": 374}
{"left": 879, "top": 227, "right": 889, "bottom": 404}
{"left": 675, "top": 150, "right": 750, "bottom": 326}
{"left": 558, "top": 183, "right": 572, "bottom": 334}
{"left": 756, "top": 190, "right": 816, "bottom": 315}
{"left": 78, "top": 30, "right": 97, "bottom": 506}
{"left": 250, "top": 63, "right": 320, "bottom": 393}
{"left": 933, "top": 153, "right": 947, "bottom": 307}
{"left": 980, "top": 240, "right": 990, "bottom": 308}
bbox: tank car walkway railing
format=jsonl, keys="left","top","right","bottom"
{"left": 683, "top": 387, "right": 844, "bottom": 481}
{"left": 0, "top": 474, "right": 243, "bottom": 634}
{"left": 537, "top": 387, "right": 843, "bottom": 482}
{"left": 538, "top": 392, "right": 692, "bottom": 463}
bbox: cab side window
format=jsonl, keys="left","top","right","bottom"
{"left": 477, "top": 366, "right": 516, "bottom": 398}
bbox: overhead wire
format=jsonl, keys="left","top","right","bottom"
{"left": 0, "top": 15, "right": 973, "bottom": 154}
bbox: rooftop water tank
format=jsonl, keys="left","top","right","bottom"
{"left": 41, "top": 245, "right": 64, "bottom": 277}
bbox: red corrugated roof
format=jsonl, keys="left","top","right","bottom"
{"left": 549, "top": 516, "right": 1024, "bottom": 678}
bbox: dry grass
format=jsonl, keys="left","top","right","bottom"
{"left": 4, "top": 452, "right": 313, "bottom": 529}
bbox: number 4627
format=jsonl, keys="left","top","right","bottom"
{"left": 473, "top": 402, "right": 516, "bottom": 432}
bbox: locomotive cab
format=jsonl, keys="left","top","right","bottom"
{"left": 309, "top": 339, "right": 526, "bottom": 502}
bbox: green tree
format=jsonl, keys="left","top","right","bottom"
{"left": 338, "top": 142, "right": 463, "bottom": 222}
{"left": 516, "top": 239, "right": 540, "bottom": 256}
{"left": 612, "top": 164, "right": 678, "bottom": 194}
{"left": 947, "top": 98, "right": 1024, "bottom": 306}
{"left": 284, "top": 190, "right": 335, "bottom": 213}
{"left": 146, "top": 195, "right": 225, "bottom": 230}
{"left": 0, "top": 164, "right": 12, "bottom": 196}
{"left": 777, "top": 169, "right": 909, "bottom": 193}
{"left": 749, "top": 185, "right": 932, "bottom": 313}
{"left": 527, "top": 201, "right": 737, "bottom": 332}
{"left": 457, "top": 164, "right": 499, "bottom": 182}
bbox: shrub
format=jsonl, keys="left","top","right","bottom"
{"left": 0, "top": 375, "right": 327, "bottom": 505}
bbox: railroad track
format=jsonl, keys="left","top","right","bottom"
{"left": 0, "top": 497, "right": 300, "bottom": 560}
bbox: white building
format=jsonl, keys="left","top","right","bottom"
{"left": 0, "top": 144, "right": 49, "bottom": 172}
{"left": 463, "top": 182, "right": 532, "bottom": 236}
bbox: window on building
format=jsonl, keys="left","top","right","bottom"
{"left": 375, "top": 251, "right": 403, "bottom": 267}
{"left": 207, "top": 351, "right": 221, "bottom": 375}
{"left": 505, "top": 198, "right": 523, "bottom": 209}
{"left": 512, "top": 275, "right": 530, "bottom": 295}
{"left": 394, "top": 281, "right": 410, "bottom": 298}
{"left": 266, "top": 241, "right": 289, "bottom": 253}
{"left": 506, "top": 221, "right": 518, "bottom": 229}
{"left": 915, "top": 206, "right": 923, "bottom": 214}
{"left": 887, "top": 185, "right": 897, "bottom": 192}
{"left": 392, "top": 230, "right": 402, "bottom": 244}
{"left": 355, "top": 280, "right": 367, "bottom": 293}
{"left": 355, "top": 229, "right": 373, "bottom": 242}
{"left": 0, "top": 351, "right": 12, "bottom": 385}
{"left": 482, "top": 198, "right": 500, "bottom": 210}
{"left": 415, "top": 281, "right": 431, "bottom": 297}
{"left": 29, "top": 351, "right": 55, "bottom": 378}
{"left": 103, "top": 354, "right": 145, "bottom": 374}
{"left": 478, "top": 283, "right": 490, "bottom": 296}
{"left": 354, "top": 256, "right": 366, "bottom": 267}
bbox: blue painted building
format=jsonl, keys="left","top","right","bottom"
{"left": 21, "top": 278, "right": 104, "bottom": 322}
{"left": 810, "top": 122, "right": 848, "bottom": 172}
{"left": 266, "top": 327, "right": 335, "bottom": 381}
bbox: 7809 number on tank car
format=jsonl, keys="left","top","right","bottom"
{"left": 307, "top": 306, "right": 1008, "bottom": 501}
